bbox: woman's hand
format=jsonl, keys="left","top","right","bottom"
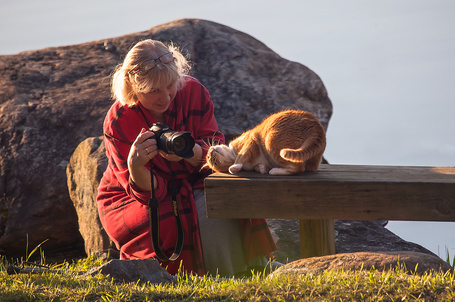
{"left": 128, "top": 128, "right": 157, "bottom": 191}
{"left": 159, "top": 151, "right": 183, "bottom": 162}
{"left": 128, "top": 128, "right": 157, "bottom": 168}
{"left": 183, "top": 143, "right": 203, "bottom": 167}
{"left": 159, "top": 143, "right": 203, "bottom": 167}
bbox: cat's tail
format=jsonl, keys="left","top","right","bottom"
{"left": 279, "top": 133, "right": 326, "bottom": 163}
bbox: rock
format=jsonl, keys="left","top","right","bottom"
{"left": 267, "top": 219, "right": 301, "bottom": 263}
{"left": 0, "top": 18, "right": 332, "bottom": 259}
{"left": 268, "top": 220, "right": 438, "bottom": 264}
{"left": 84, "top": 259, "right": 175, "bottom": 284}
{"left": 0, "top": 38, "right": 117, "bottom": 259}
{"left": 334, "top": 220, "right": 436, "bottom": 255}
{"left": 270, "top": 251, "right": 453, "bottom": 277}
{"left": 66, "top": 136, "right": 113, "bottom": 256}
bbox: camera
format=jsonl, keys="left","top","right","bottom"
{"left": 149, "top": 123, "right": 195, "bottom": 158}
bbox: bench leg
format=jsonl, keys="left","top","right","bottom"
{"left": 299, "top": 219, "right": 335, "bottom": 258}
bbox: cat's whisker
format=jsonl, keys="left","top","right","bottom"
{"left": 211, "top": 133, "right": 217, "bottom": 146}
{"left": 201, "top": 139, "right": 210, "bottom": 148}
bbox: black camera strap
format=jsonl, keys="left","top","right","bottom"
{"left": 137, "top": 105, "right": 184, "bottom": 261}
{"left": 148, "top": 161, "right": 184, "bottom": 262}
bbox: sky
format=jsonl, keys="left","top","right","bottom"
{"left": 1, "top": 0, "right": 454, "bottom": 259}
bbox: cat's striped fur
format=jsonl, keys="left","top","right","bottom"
{"left": 205, "top": 110, "right": 326, "bottom": 175}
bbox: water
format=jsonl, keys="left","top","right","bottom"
{"left": 1, "top": 0, "right": 454, "bottom": 261}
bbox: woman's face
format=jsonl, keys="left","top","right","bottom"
{"left": 136, "top": 82, "right": 178, "bottom": 117}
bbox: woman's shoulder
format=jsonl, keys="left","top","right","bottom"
{"left": 180, "top": 76, "right": 210, "bottom": 97}
{"left": 105, "top": 100, "right": 132, "bottom": 120}
{"left": 104, "top": 101, "right": 142, "bottom": 131}
{"left": 183, "top": 75, "right": 203, "bottom": 88}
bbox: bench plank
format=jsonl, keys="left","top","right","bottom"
{"left": 204, "top": 164, "right": 455, "bottom": 222}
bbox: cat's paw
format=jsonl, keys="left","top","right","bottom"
{"left": 269, "top": 167, "right": 293, "bottom": 175}
{"left": 255, "top": 164, "right": 269, "bottom": 174}
{"left": 229, "top": 163, "right": 243, "bottom": 174}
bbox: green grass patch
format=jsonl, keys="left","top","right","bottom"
{"left": 1, "top": 255, "right": 454, "bottom": 301}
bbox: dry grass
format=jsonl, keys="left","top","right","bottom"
{"left": 1, "top": 254, "right": 454, "bottom": 301}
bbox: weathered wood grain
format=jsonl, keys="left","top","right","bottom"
{"left": 204, "top": 164, "right": 455, "bottom": 222}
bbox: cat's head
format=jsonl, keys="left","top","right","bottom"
{"left": 203, "top": 144, "right": 236, "bottom": 172}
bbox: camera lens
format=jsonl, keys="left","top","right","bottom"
{"left": 173, "top": 136, "right": 187, "bottom": 153}
{"left": 150, "top": 123, "right": 195, "bottom": 158}
{"left": 164, "top": 132, "right": 195, "bottom": 158}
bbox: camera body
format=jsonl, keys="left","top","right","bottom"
{"left": 149, "top": 123, "right": 195, "bottom": 159}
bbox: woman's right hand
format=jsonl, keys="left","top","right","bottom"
{"left": 128, "top": 128, "right": 157, "bottom": 169}
{"left": 127, "top": 128, "right": 157, "bottom": 190}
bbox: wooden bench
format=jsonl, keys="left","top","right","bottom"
{"left": 204, "top": 164, "right": 455, "bottom": 258}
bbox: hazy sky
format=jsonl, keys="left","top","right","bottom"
{"left": 1, "top": 0, "right": 454, "bottom": 258}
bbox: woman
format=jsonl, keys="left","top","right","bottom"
{"left": 97, "top": 39, "right": 276, "bottom": 276}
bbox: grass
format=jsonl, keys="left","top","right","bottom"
{"left": 0, "top": 255, "right": 454, "bottom": 302}
{"left": 446, "top": 247, "right": 455, "bottom": 268}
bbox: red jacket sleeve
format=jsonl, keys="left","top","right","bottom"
{"left": 103, "top": 104, "right": 168, "bottom": 205}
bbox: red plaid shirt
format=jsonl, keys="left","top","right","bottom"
{"left": 97, "top": 76, "right": 276, "bottom": 275}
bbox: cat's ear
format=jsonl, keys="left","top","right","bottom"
{"left": 229, "top": 163, "right": 243, "bottom": 174}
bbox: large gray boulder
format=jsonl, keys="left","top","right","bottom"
{"left": 0, "top": 18, "right": 332, "bottom": 260}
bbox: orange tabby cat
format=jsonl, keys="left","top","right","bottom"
{"left": 205, "top": 109, "right": 326, "bottom": 175}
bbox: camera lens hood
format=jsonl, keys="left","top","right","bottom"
{"left": 165, "top": 131, "right": 195, "bottom": 158}
{"left": 150, "top": 123, "right": 195, "bottom": 158}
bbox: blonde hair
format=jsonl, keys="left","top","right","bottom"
{"left": 111, "top": 39, "right": 190, "bottom": 106}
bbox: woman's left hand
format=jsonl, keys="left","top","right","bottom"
{"left": 159, "top": 151, "right": 182, "bottom": 162}
{"left": 159, "top": 144, "right": 203, "bottom": 167}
